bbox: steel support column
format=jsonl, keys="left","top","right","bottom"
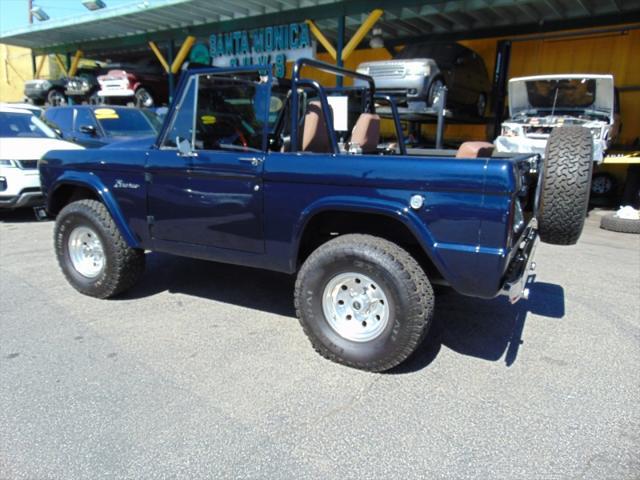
{"left": 491, "top": 40, "right": 511, "bottom": 140}
{"left": 167, "top": 39, "right": 175, "bottom": 103}
{"left": 336, "top": 16, "right": 345, "bottom": 87}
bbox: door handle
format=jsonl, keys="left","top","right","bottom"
{"left": 238, "top": 157, "right": 263, "bottom": 167}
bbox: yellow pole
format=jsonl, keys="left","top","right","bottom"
{"left": 170, "top": 35, "right": 196, "bottom": 74}
{"left": 68, "top": 49, "right": 83, "bottom": 76}
{"left": 149, "top": 41, "right": 170, "bottom": 73}
{"left": 306, "top": 20, "right": 337, "bottom": 61}
{"left": 341, "top": 9, "right": 383, "bottom": 61}
{"left": 54, "top": 54, "right": 68, "bottom": 76}
{"left": 34, "top": 54, "right": 46, "bottom": 79}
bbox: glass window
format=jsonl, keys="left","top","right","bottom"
{"left": 194, "top": 74, "right": 267, "bottom": 152}
{"left": 74, "top": 108, "right": 97, "bottom": 132}
{"left": 525, "top": 79, "right": 596, "bottom": 110}
{"left": 46, "top": 108, "right": 73, "bottom": 132}
{"left": 96, "top": 109, "right": 157, "bottom": 137}
{"left": 163, "top": 77, "right": 196, "bottom": 148}
{"left": 0, "top": 112, "right": 56, "bottom": 139}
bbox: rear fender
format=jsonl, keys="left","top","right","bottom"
{"left": 292, "top": 196, "right": 450, "bottom": 281}
{"left": 48, "top": 171, "right": 140, "bottom": 248}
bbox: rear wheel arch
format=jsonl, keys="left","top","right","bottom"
{"left": 294, "top": 209, "right": 444, "bottom": 283}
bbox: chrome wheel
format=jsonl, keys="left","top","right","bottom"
{"left": 322, "top": 272, "right": 390, "bottom": 342}
{"left": 68, "top": 226, "right": 105, "bottom": 278}
{"left": 135, "top": 88, "right": 154, "bottom": 108}
{"left": 48, "top": 90, "right": 67, "bottom": 106}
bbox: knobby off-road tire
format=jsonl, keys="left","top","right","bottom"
{"left": 295, "top": 234, "right": 434, "bottom": 372}
{"left": 538, "top": 126, "right": 594, "bottom": 245}
{"left": 600, "top": 213, "right": 640, "bottom": 234}
{"left": 54, "top": 200, "right": 145, "bottom": 298}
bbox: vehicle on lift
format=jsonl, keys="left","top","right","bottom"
{"left": 354, "top": 42, "right": 491, "bottom": 117}
{"left": 65, "top": 70, "right": 103, "bottom": 105}
{"left": 39, "top": 59, "right": 593, "bottom": 372}
{"left": 44, "top": 105, "right": 161, "bottom": 148}
{"left": 0, "top": 106, "right": 83, "bottom": 209}
{"left": 97, "top": 60, "right": 168, "bottom": 108}
{"left": 24, "top": 68, "right": 101, "bottom": 106}
{"left": 24, "top": 77, "right": 68, "bottom": 106}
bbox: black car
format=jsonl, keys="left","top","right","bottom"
{"left": 44, "top": 105, "right": 161, "bottom": 148}
{"left": 356, "top": 42, "right": 491, "bottom": 117}
{"left": 24, "top": 68, "right": 101, "bottom": 106}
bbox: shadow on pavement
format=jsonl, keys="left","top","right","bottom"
{"left": 122, "top": 252, "right": 296, "bottom": 317}
{"left": 392, "top": 280, "right": 565, "bottom": 374}
{"left": 123, "top": 253, "right": 565, "bottom": 372}
{"left": 0, "top": 208, "right": 42, "bottom": 223}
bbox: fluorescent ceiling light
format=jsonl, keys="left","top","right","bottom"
{"left": 82, "top": 0, "right": 107, "bottom": 10}
{"left": 30, "top": 6, "right": 50, "bottom": 21}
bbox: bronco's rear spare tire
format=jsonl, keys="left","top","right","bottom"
{"left": 295, "top": 234, "right": 434, "bottom": 372}
{"left": 538, "top": 126, "right": 593, "bottom": 245}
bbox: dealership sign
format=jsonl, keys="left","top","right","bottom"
{"left": 207, "top": 22, "right": 315, "bottom": 77}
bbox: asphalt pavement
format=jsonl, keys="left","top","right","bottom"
{"left": 1, "top": 208, "right": 638, "bottom": 479}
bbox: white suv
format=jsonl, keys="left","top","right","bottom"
{"left": 0, "top": 106, "right": 83, "bottom": 209}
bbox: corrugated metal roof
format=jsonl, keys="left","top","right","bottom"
{"left": 1, "top": 0, "right": 639, "bottom": 55}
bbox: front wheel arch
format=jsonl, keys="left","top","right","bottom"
{"left": 47, "top": 180, "right": 140, "bottom": 248}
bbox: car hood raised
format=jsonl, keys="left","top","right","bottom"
{"left": 508, "top": 74, "right": 614, "bottom": 119}
{"left": 0, "top": 137, "right": 84, "bottom": 160}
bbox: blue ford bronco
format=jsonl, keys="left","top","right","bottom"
{"left": 39, "top": 59, "right": 593, "bottom": 371}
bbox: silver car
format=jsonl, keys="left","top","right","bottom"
{"left": 355, "top": 42, "right": 491, "bottom": 117}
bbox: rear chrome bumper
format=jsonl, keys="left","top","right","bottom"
{"left": 98, "top": 88, "right": 135, "bottom": 97}
{"left": 500, "top": 221, "right": 539, "bottom": 304}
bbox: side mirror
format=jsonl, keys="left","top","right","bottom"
{"left": 79, "top": 125, "right": 97, "bottom": 136}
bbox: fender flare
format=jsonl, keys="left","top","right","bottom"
{"left": 289, "top": 195, "right": 450, "bottom": 281}
{"left": 48, "top": 172, "right": 140, "bottom": 248}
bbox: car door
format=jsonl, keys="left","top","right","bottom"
{"left": 146, "top": 73, "right": 266, "bottom": 253}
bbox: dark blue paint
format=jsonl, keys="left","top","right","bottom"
{"left": 39, "top": 62, "right": 536, "bottom": 300}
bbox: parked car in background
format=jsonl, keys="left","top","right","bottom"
{"left": 355, "top": 42, "right": 491, "bottom": 117}
{"left": 0, "top": 103, "right": 43, "bottom": 117}
{"left": 0, "top": 106, "right": 83, "bottom": 209}
{"left": 97, "top": 60, "right": 168, "bottom": 108}
{"left": 495, "top": 74, "right": 618, "bottom": 162}
{"left": 44, "top": 105, "right": 160, "bottom": 148}
{"left": 24, "top": 77, "right": 68, "bottom": 106}
{"left": 24, "top": 68, "right": 102, "bottom": 106}
{"left": 65, "top": 70, "right": 102, "bottom": 104}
